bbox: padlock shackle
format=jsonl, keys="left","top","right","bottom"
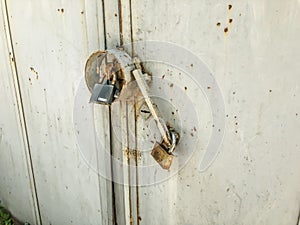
{"left": 168, "top": 131, "right": 177, "bottom": 154}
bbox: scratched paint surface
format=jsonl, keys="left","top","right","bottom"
{"left": 1, "top": 1, "right": 112, "bottom": 224}
{"left": 0, "top": 3, "right": 38, "bottom": 223}
{"left": 130, "top": 0, "right": 300, "bottom": 225}
{"left": 1, "top": 0, "right": 300, "bottom": 225}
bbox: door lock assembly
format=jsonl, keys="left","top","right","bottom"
{"left": 85, "top": 49, "right": 179, "bottom": 170}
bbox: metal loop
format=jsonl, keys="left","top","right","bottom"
{"left": 168, "top": 131, "right": 177, "bottom": 154}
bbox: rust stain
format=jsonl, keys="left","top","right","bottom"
{"left": 9, "top": 52, "right": 14, "bottom": 62}
{"left": 124, "top": 148, "right": 142, "bottom": 161}
{"left": 134, "top": 98, "right": 141, "bottom": 225}
{"left": 118, "top": 0, "right": 123, "bottom": 46}
{"left": 224, "top": 4, "right": 233, "bottom": 37}
{"left": 30, "top": 67, "right": 39, "bottom": 79}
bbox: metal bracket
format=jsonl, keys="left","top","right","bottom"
{"left": 85, "top": 49, "right": 179, "bottom": 169}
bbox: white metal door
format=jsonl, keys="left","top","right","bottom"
{"left": 128, "top": 1, "right": 300, "bottom": 225}
{"left": 1, "top": 1, "right": 300, "bottom": 225}
{"left": 1, "top": 1, "right": 114, "bottom": 224}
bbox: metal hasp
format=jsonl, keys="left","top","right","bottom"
{"left": 85, "top": 49, "right": 179, "bottom": 169}
{"left": 85, "top": 49, "right": 136, "bottom": 104}
{"left": 132, "top": 58, "right": 179, "bottom": 169}
{"left": 86, "top": 51, "right": 124, "bottom": 105}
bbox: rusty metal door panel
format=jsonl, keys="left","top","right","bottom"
{"left": 129, "top": 0, "right": 300, "bottom": 225}
{"left": 3, "top": 1, "right": 112, "bottom": 224}
{"left": 0, "top": 2, "right": 39, "bottom": 224}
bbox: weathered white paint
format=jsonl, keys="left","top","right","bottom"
{"left": 0, "top": 1, "right": 39, "bottom": 224}
{"left": 1, "top": 1, "right": 112, "bottom": 224}
{"left": 1, "top": 0, "right": 300, "bottom": 225}
{"left": 131, "top": 0, "right": 300, "bottom": 224}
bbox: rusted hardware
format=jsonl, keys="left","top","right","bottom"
{"left": 151, "top": 130, "right": 178, "bottom": 170}
{"left": 85, "top": 49, "right": 180, "bottom": 169}
{"left": 132, "top": 57, "right": 172, "bottom": 147}
{"left": 89, "top": 57, "right": 121, "bottom": 105}
{"left": 85, "top": 49, "right": 137, "bottom": 105}
{"left": 133, "top": 61, "right": 180, "bottom": 169}
{"left": 151, "top": 143, "right": 174, "bottom": 170}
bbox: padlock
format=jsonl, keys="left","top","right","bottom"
{"left": 151, "top": 130, "right": 178, "bottom": 170}
{"left": 151, "top": 143, "right": 174, "bottom": 170}
{"left": 90, "top": 83, "right": 117, "bottom": 105}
